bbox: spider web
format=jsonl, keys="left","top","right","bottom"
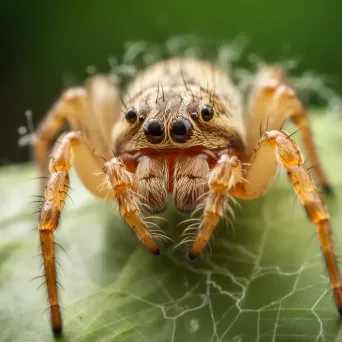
{"left": 0, "top": 114, "right": 341, "bottom": 342}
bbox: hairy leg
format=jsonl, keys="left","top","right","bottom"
{"left": 246, "top": 65, "right": 332, "bottom": 192}
{"left": 34, "top": 76, "right": 120, "bottom": 194}
{"left": 39, "top": 131, "right": 160, "bottom": 336}
{"left": 231, "top": 130, "right": 342, "bottom": 313}
{"left": 187, "top": 155, "right": 242, "bottom": 259}
{"left": 38, "top": 131, "right": 81, "bottom": 336}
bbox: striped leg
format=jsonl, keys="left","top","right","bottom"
{"left": 231, "top": 130, "right": 342, "bottom": 313}
{"left": 38, "top": 131, "right": 81, "bottom": 336}
{"left": 38, "top": 132, "right": 159, "bottom": 337}
{"left": 188, "top": 155, "right": 242, "bottom": 259}
{"left": 246, "top": 65, "right": 332, "bottom": 193}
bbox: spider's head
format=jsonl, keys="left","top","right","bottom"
{"left": 113, "top": 85, "right": 245, "bottom": 156}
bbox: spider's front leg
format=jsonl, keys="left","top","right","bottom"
{"left": 231, "top": 130, "right": 342, "bottom": 313}
{"left": 38, "top": 132, "right": 159, "bottom": 336}
{"left": 35, "top": 76, "right": 122, "bottom": 336}
{"left": 188, "top": 154, "right": 242, "bottom": 259}
{"left": 38, "top": 131, "right": 81, "bottom": 336}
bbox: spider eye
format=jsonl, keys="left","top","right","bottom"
{"left": 125, "top": 107, "right": 138, "bottom": 123}
{"left": 191, "top": 112, "right": 199, "bottom": 120}
{"left": 170, "top": 119, "right": 192, "bottom": 142}
{"left": 144, "top": 120, "right": 165, "bottom": 144}
{"left": 201, "top": 105, "right": 214, "bottom": 121}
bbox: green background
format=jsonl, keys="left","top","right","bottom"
{"left": 0, "top": 0, "right": 341, "bottom": 163}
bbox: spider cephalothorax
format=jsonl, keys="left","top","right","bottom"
{"left": 113, "top": 60, "right": 245, "bottom": 155}
{"left": 34, "top": 58, "right": 340, "bottom": 336}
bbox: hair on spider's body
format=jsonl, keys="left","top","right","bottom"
{"left": 33, "top": 57, "right": 341, "bottom": 336}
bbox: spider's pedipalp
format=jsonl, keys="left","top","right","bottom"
{"left": 188, "top": 155, "right": 242, "bottom": 259}
{"left": 103, "top": 157, "right": 160, "bottom": 255}
{"left": 232, "top": 130, "right": 342, "bottom": 313}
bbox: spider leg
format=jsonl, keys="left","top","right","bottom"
{"left": 231, "top": 130, "right": 342, "bottom": 314}
{"left": 38, "top": 131, "right": 82, "bottom": 336}
{"left": 246, "top": 65, "right": 332, "bottom": 193}
{"left": 34, "top": 76, "right": 120, "bottom": 191}
{"left": 188, "top": 155, "right": 242, "bottom": 259}
{"left": 39, "top": 130, "right": 160, "bottom": 336}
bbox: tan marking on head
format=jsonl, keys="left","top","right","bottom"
{"left": 114, "top": 87, "right": 245, "bottom": 156}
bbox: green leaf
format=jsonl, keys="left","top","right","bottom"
{"left": 1, "top": 112, "right": 341, "bottom": 342}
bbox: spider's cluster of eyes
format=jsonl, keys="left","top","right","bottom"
{"left": 124, "top": 105, "right": 214, "bottom": 143}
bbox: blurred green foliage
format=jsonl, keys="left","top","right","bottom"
{"left": 0, "top": 0, "right": 341, "bottom": 163}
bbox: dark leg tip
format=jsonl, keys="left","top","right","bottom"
{"left": 322, "top": 184, "right": 334, "bottom": 196}
{"left": 52, "top": 326, "right": 63, "bottom": 338}
{"left": 188, "top": 252, "right": 197, "bottom": 261}
{"left": 152, "top": 248, "right": 160, "bottom": 256}
{"left": 338, "top": 307, "right": 342, "bottom": 316}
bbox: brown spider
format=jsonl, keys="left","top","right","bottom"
{"left": 34, "top": 58, "right": 341, "bottom": 336}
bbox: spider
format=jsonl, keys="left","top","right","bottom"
{"left": 33, "top": 58, "right": 341, "bottom": 336}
